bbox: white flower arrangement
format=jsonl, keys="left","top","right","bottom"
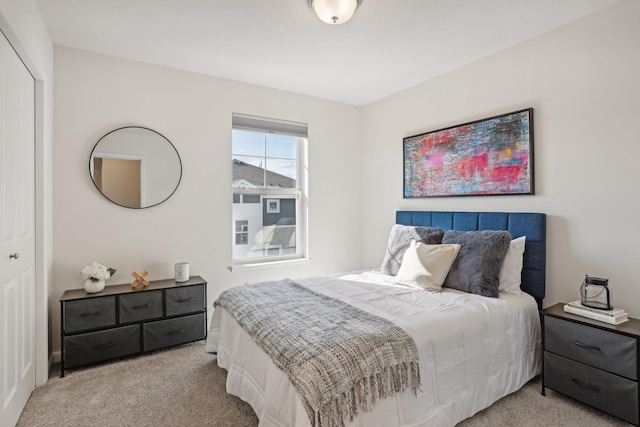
{"left": 81, "top": 262, "right": 116, "bottom": 282}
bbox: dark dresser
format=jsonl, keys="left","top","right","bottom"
{"left": 542, "top": 302, "right": 640, "bottom": 425}
{"left": 60, "top": 276, "right": 207, "bottom": 377}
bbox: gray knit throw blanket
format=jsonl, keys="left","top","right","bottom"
{"left": 215, "top": 279, "right": 421, "bottom": 427}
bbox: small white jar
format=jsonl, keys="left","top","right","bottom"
{"left": 175, "top": 262, "right": 189, "bottom": 282}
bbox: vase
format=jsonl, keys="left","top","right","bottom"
{"left": 84, "top": 279, "right": 105, "bottom": 293}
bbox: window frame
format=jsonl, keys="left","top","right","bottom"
{"left": 231, "top": 114, "right": 308, "bottom": 267}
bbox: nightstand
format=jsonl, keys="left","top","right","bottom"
{"left": 542, "top": 303, "right": 640, "bottom": 425}
{"left": 60, "top": 276, "right": 207, "bottom": 377}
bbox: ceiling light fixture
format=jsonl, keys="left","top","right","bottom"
{"left": 307, "top": 0, "right": 363, "bottom": 25}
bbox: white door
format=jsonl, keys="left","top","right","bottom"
{"left": 0, "top": 28, "right": 36, "bottom": 427}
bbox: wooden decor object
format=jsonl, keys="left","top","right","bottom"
{"left": 131, "top": 270, "right": 150, "bottom": 288}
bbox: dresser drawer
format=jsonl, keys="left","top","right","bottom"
{"left": 143, "top": 312, "right": 205, "bottom": 352}
{"left": 64, "top": 296, "right": 116, "bottom": 333}
{"left": 545, "top": 316, "right": 637, "bottom": 380}
{"left": 63, "top": 324, "right": 140, "bottom": 368}
{"left": 165, "top": 285, "right": 205, "bottom": 316}
{"left": 119, "top": 290, "right": 163, "bottom": 323}
{"left": 545, "top": 351, "right": 639, "bottom": 425}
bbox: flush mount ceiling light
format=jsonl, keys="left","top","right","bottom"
{"left": 307, "top": 0, "right": 363, "bottom": 25}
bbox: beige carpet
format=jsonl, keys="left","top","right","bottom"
{"left": 18, "top": 341, "right": 630, "bottom": 427}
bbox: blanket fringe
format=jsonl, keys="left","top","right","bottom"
{"left": 314, "top": 361, "right": 421, "bottom": 427}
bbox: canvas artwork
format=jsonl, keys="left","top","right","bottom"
{"left": 403, "top": 109, "right": 534, "bottom": 198}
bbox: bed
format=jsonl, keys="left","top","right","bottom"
{"left": 206, "top": 210, "right": 546, "bottom": 427}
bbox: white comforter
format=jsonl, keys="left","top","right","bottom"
{"left": 206, "top": 271, "right": 541, "bottom": 427}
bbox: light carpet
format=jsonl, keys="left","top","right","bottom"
{"left": 17, "top": 341, "right": 630, "bottom": 426}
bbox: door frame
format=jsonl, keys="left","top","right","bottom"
{"left": 91, "top": 151, "right": 146, "bottom": 207}
{"left": 0, "top": 11, "right": 50, "bottom": 387}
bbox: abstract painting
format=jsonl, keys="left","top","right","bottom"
{"left": 403, "top": 108, "right": 534, "bottom": 198}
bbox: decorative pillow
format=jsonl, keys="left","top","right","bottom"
{"left": 442, "top": 230, "right": 512, "bottom": 298}
{"left": 394, "top": 240, "right": 461, "bottom": 292}
{"left": 499, "top": 236, "right": 526, "bottom": 295}
{"left": 381, "top": 225, "right": 445, "bottom": 276}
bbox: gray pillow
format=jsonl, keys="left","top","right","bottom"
{"left": 381, "top": 225, "right": 445, "bottom": 275}
{"left": 442, "top": 230, "right": 512, "bottom": 298}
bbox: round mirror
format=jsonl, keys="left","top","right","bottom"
{"left": 89, "top": 127, "right": 182, "bottom": 209}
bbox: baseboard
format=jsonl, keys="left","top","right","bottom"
{"left": 48, "top": 351, "right": 61, "bottom": 377}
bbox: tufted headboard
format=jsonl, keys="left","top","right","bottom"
{"left": 396, "top": 211, "right": 546, "bottom": 308}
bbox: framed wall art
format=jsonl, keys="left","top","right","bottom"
{"left": 403, "top": 108, "right": 534, "bottom": 198}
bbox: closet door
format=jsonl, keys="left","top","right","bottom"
{"left": 0, "top": 29, "right": 36, "bottom": 427}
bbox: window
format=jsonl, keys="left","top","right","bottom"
{"left": 235, "top": 220, "right": 248, "bottom": 245}
{"left": 232, "top": 113, "right": 307, "bottom": 264}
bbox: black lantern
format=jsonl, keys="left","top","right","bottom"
{"left": 580, "top": 275, "right": 611, "bottom": 310}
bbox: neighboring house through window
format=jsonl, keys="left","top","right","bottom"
{"left": 231, "top": 113, "right": 307, "bottom": 264}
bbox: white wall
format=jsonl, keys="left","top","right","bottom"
{"left": 0, "top": 0, "right": 53, "bottom": 385}
{"left": 361, "top": 0, "right": 640, "bottom": 315}
{"left": 52, "top": 47, "right": 362, "bottom": 354}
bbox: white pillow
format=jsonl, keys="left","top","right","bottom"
{"left": 394, "top": 240, "right": 461, "bottom": 292}
{"left": 499, "top": 236, "right": 526, "bottom": 295}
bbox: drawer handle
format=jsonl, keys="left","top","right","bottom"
{"left": 571, "top": 340, "right": 601, "bottom": 351}
{"left": 132, "top": 303, "right": 152, "bottom": 309}
{"left": 571, "top": 378, "right": 600, "bottom": 392}
{"left": 167, "top": 328, "right": 186, "bottom": 335}
{"left": 94, "top": 342, "right": 115, "bottom": 350}
{"left": 177, "top": 297, "right": 195, "bottom": 303}
{"left": 80, "top": 311, "right": 101, "bottom": 318}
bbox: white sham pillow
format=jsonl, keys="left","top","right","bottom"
{"left": 394, "top": 240, "right": 461, "bottom": 292}
{"left": 499, "top": 236, "right": 526, "bottom": 295}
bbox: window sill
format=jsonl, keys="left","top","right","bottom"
{"left": 229, "top": 257, "right": 310, "bottom": 272}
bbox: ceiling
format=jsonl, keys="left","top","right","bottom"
{"left": 35, "top": 0, "right": 620, "bottom": 106}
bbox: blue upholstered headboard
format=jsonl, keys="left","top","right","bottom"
{"left": 396, "top": 211, "right": 546, "bottom": 307}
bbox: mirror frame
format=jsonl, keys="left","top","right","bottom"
{"left": 89, "top": 126, "right": 183, "bottom": 209}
